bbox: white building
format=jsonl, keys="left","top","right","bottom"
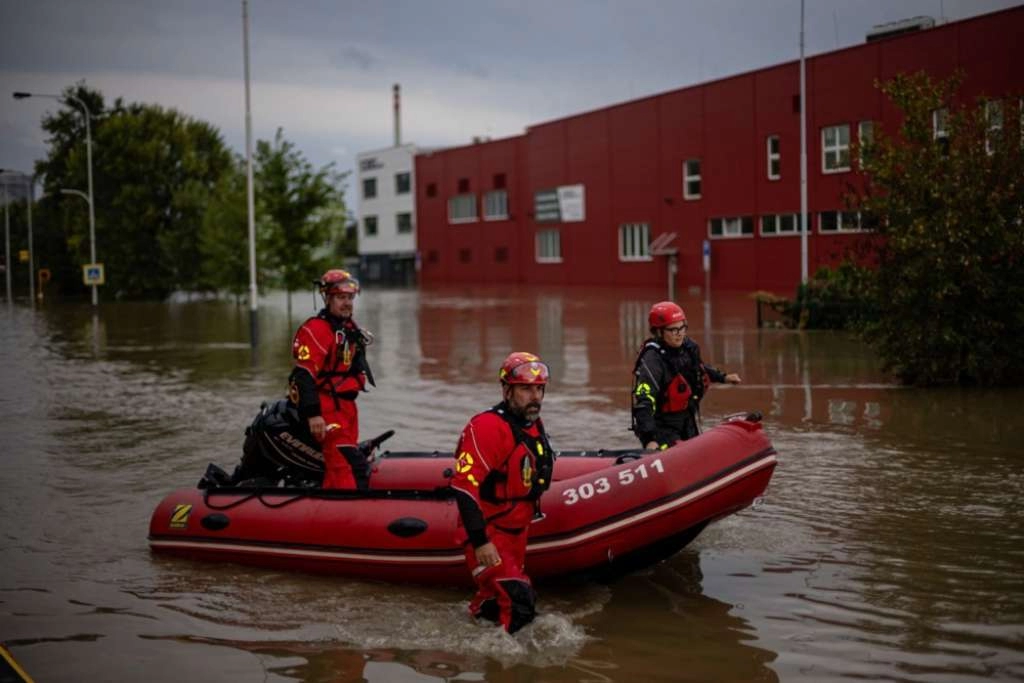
{"left": 355, "top": 143, "right": 419, "bottom": 286}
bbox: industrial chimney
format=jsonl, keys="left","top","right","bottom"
{"left": 393, "top": 83, "right": 401, "bottom": 147}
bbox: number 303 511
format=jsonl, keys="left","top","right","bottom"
{"left": 561, "top": 458, "right": 665, "bottom": 506}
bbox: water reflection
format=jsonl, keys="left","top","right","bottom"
{"left": 415, "top": 284, "right": 900, "bottom": 439}
{"left": 564, "top": 551, "right": 778, "bottom": 683}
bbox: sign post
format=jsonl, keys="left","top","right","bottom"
{"left": 649, "top": 232, "right": 679, "bottom": 301}
{"left": 702, "top": 239, "right": 711, "bottom": 296}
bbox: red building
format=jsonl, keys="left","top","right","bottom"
{"left": 415, "top": 7, "right": 1023, "bottom": 292}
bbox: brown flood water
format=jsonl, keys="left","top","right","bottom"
{"left": 0, "top": 285, "right": 1021, "bottom": 682}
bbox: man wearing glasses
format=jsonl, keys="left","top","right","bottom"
{"left": 450, "top": 352, "right": 555, "bottom": 633}
{"left": 632, "top": 301, "right": 741, "bottom": 450}
{"left": 289, "top": 268, "right": 375, "bottom": 489}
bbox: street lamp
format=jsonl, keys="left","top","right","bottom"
{"left": 0, "top": 170, "right": 36, "bottom": 305}
{"left": 14, "top": 90, "right": 99, "bottom": 306}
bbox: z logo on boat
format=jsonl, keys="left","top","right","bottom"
{"left": 170, "top": 504, "right": 192, "bottom": 529}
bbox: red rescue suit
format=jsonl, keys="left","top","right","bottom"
{"left": 450, "top": 404, "right": 554, "bottom": 633}
{"left": 290, "top": 311, "right": 369, "bottom": 489}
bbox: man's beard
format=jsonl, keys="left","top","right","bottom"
{"left": 513, "top": 402, "right": 541, "bottom": 421}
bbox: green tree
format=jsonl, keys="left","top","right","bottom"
{"left": 255, "top": 128, "right": 348, "bottom": 318}
{"left": 198, "top": 162, "right": 251, "bottom": 300}
{"left": 35, "top": 82, "right": 233, "bottom": 299}
{"left": 853, "top": 72, "right": 1024, "bottom": 385}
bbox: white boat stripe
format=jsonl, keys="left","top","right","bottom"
{"left": 529, "top": 456, "right": 776, "bottom": 551}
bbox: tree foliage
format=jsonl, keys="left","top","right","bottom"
{"left": 197, "top": 131, "right": 349, "bottom": 303}
{"left": 30, "top": 83, "right": 352, "bottom": 302}
{"left": 256, "top": 128, "right": 348, "bottom": 300}
{"left": 853, "top": 72, "right": 1024, "bottom": 386}
{"left": 198, "top": 162, "right": 251, "bottom": 299}
{"left": 785, "top": 262, "right": 878, "bottom": 330}
{"left": 33, "top": 83, "right": 233, "bottom": 298}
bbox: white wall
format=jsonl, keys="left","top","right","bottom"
{"left": 356, "top": 143, "right": 418, "bottom": 256}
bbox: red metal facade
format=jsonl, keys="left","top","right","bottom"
{"left": 415, "top": 7, "right": 1024, "bottom": 292}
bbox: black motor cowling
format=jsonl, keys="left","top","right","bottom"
{"left": 242, "top": 398, "right": 324, "bottom": 485}
{"left": 198, "top": 400, "right": 395, "bottom": 490}
{"left": 199, "top": 399, "right": 324, "bottom": 489}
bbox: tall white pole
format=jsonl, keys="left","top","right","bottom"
{"left": 77, "top": 98, "right": 97, "bottom": 305}
{"left": 799, "top": 0, "right": 809, "bottom": 285}
{"left": 3, "top": 182, "right": 10, "bottom": 305}
{"left": 243, "top": 0, "right": 258, "bottom": 341}
{"left": 27, "top": 179, "right": 34, "bottom": 305}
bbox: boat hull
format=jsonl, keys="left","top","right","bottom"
{"left": 149, "top": 416, "right": 776, "bottom": 585}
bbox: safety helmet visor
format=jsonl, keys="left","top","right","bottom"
{"left": 501, "top": 360, "right": 550, "bottom": 385}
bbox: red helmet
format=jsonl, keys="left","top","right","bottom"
{"left": 498, "top": 352, "right": 549, "bottom": 385}
{"left": 317, "top": 269, "right": 360, "bottom": 295}
{"left": 648, "top": 301, "right": 686, "bottom": 328}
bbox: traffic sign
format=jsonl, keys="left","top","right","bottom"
{"left": 83, "top": 263, "right": 105, "bottom": 286}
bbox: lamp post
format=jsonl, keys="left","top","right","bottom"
{"left": 13, "top": 90, "right": 98, "bottom": 305}
{"left": 2, "top": 180, "right": 9, "bottom": 305}
{"left": 0, "top": 169, "right": 36, "bottom": 305}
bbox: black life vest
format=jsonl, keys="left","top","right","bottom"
{"left": 478, "top": 403, "right": 555, "bottom": 505}
{"left": 633, "top": 340, "right": 708, "bottom": 415}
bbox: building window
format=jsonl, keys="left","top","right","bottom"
{"left": 363, "top": 215, "right": 378, "bottom": 237}
{"left": 483, "top": 190, "right": 509, "bottom": 220}
{"left": 362, "top": 177, "right": 377, "bottom": 199}
{"left": 857, "top": 121, "right": 874, "bottom": 167}
{"left": 709, "top": 216, "right": 753, "bottom": 238}
{"left": 618, "top": 223, "right": 651, "bottom": 261}
{"left": 767, "top": 135, "right": 781, "bottom": 180}
{"left": 396, "top": 212, "right": 413, "bottom": 234}
{"left": 819, "top": 210, "right": 862, "bottom": 233}
{"left": 985, "top": 100, "right": 1003, "bottom": 155}
{"left": 493, "top": 173, "right": 506, "bottom": 189}
{"left": 495, "top": 246, "right": 508, "bottom": 263}
{"left": 447, "top": 194, "right": 477, "bottom": 223}
{"left": 536, "top": 229, "right": 562, "bottom": 262}
{"left": 457, "top": 177, "right": 470, "bottom": 193}
{"left": 821, "top": 124, "right": 850, "bottom": 173}
{"left": 395, "top": 172, "right": 411, "bottom": 194}
{"left": 760, "top": 213, "right": 801, "bottom": 236}
{"left": 426, "top": 182, "right": 437, "bottom": 198}
{"left": 683, "top": 159, "right": 701, "bottom": 199}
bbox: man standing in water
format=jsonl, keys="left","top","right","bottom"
{"left": 632, "top": 301, "right": 741, "bottom": 450}
{"left": 450, "top": 352, "right": 555, "bottom": 633}
{"left": 289, "top": 269, "right": 375, "bottom": 489}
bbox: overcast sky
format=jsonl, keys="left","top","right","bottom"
{"left": 2, "top": 0, "right": 1019, "bottom": 203}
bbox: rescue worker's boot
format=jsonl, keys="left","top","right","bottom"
{"left": 339, "top": 445, "right": 371, "bottom": 492}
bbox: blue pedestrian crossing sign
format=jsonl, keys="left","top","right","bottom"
{"left": 83, "top": 263, "right": 105, "bottom": 286}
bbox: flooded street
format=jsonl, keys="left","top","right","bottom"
{"left": 1, "top": 285, "right": 1022, "bottom": 682}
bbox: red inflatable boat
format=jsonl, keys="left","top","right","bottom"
{"left": 148, "top": 414, "right": 776, "bottom": 585}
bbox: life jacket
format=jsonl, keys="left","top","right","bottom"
{"left": 312, "top": 312, "right": 372, "bottom": 403}
{"left": 479, "top": 404, "right": 555, "bottom": 507}
{"left": 633, "top": 340, "right": 709, "bottom": 415}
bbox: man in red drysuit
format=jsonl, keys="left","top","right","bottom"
{"left": 290, "top": 269, "right": 375, "bottom": 489}
{"left": 450, "top": 352, "right": 555, "bottom": 633}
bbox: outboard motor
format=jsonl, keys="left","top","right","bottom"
{"left": 198, "top": 400, "right": 395, "bottom": 489}
{"left": 197, "top": 399, "right": 325, "bottom": 488}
